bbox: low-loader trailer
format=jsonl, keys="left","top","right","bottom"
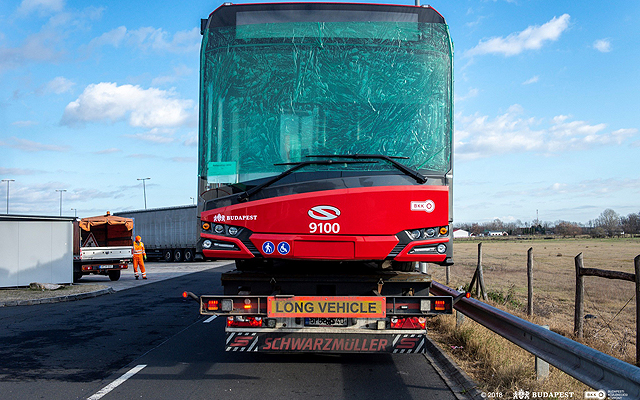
{"left": 187, "top": 267, "right": 454, "bottom": 353}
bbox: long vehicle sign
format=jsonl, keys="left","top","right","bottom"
{"left": 268, "top": 296, "right": 386, "bottom": 318}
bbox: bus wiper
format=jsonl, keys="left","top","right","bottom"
{"left": 237, "top": 160, "right": 376, "bottom": 202}
{"left": 307, "top": 154, "right": 427, "bottom": 184}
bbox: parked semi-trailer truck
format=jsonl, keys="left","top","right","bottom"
{"left": 185, "top": 2, "right": 456, "bottom": 353}
{"left": 115, "top": 205, "right": 201, "bottom": 262}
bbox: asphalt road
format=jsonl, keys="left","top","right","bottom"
{"left": 0, "top": 262, "right": 459, "bottom": 400}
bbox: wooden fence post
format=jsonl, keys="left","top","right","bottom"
{"left": 527, "top": 247, "right": 533, "bottom": 316}
{"left": 635, "top": 255, "right": 640, "bottom": 366}
{"left": 477, "top": 243, "right": 488, "bottom": 300}
{"left": 475, "top": 243, "right": 482, "bottom": 298}
{"left": 574, "top": 253, "right": 584, "bottom": 338}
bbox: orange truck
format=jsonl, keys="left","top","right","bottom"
{"left": 72, "top": 212, "right": 133, "bottom": 282}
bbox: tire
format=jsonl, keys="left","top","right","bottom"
{"left": 173, "top": 249, "right": 183, "bottom": 262}
{"left": 392, "top": 261, "right": 414, "bottom": 272}
{"left": 108, "top": 270, "right": 121, "bottom": 281}
{"left": 163, "top": 249, "right": 173, "bottom": 262}
{"left": 184, "top": 249, "right": 194, "bottom": 262}
{"left": 73, "top": 271, "right": 83, "bottom": 283}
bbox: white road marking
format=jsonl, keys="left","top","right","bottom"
{"left": 203, "top": 315, "right": 218, "bottom": 323}
{"left": 87, "top": 364, "right": 147, "bottom": 400}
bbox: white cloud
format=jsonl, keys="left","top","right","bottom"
{"left": 44, "top": 76, "right": 75, "bottom": 94}
{"left": 0, "top": 137, "right": 69, "bottom": 152}
{"left": 455, "top": 105, "right": 638, "bottom": 160}
{"left": 593, "top": 38, "right": 611, "bottom": 53}
{"left": 17, "top": 0, "right": 65, "bottom": 16}
{"left": 522, "top": 76, "right": 539, "bottom": 85}
{"left": 89, "top": 26, "right": 200, "bottom": 54}
{"left": 183, "top": 132, "right": 198, "bottom": 147}
{"left": 151, "top": 65, "right": 193, "bottom": 86}
{"left": 93, "top": 148, "right": 122, "bottom": 155}
{"left": 466, "top": 14, "right": 570, "bottom": 57}
{"left": 61, "top": 82, "right": 195, "bottom": 129}
{"left": 0, "top": 167, "right": 44, "bottom": 175}
{"left": 88, "top": 26, "right": 127, "bottom": 48}
{"left": 124, "top": 130, "right": 175, "bottom": 144}
{"left": 455, "top": 88, "right": 479, "bottom": 102}
{"left": 11, "top": 120, "right": 39, "bottom": 127}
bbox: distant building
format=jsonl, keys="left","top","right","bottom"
{"left": 453, "top": 229, "right": 471, "bottom": 238}
{"left": 485, "top": 230, "right": 508, "bottom": 237}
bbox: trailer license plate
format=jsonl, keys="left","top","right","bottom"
{"left": 305, "top": 318, "right": 347, "bottom": 327}
{"left": 98, "top": 265, "right": 113, "bottom": 269}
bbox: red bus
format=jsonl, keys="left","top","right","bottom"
{"left": 197, "top": 2, "right": 454, "bottom": 272}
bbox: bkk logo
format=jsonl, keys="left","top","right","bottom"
{"left": 308, "top": 205, "right": 341, "bottom": 220}
{"left": 411, "top": 200, "right": 435, "bottom": 213}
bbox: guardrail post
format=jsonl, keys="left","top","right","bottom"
{"left": 446, "top": 265, "right": 450, "bottom": 285}
{"left": 574, "top": 253, "right": 584, "bottom": 338}
{"left": 527, "top": 247, "right": 533, "bottom": 316}
{"left": 456, "top": 310, "right": 465, "bottom": 329}
{"left": 536, "top": 325, "right": 550, "bottom": 380}
{"left": 635, "top": 255, "right": 640, "bottom": 366}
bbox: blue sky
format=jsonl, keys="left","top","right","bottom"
{"left": 1, "top": 0, "right": 638, "bottom": 225}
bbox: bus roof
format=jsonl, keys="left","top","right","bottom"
{"left": 205, "top": 2, "right": 445, "bottom": 31}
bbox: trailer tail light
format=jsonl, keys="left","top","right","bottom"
{"left": 207, "top": 300, "right": 219, "bottom": 311}
{"left": 434, "top": 300, "right": 446, "bottom": 311}
{"left": 390, "top": 317, "right": 426, "bottom": 330}
{"left": 227, "top": 316, "right": 263, "bottom": 327}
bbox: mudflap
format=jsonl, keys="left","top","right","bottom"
{"left": 225, "top": 332, "right": 427, "bottom": 353}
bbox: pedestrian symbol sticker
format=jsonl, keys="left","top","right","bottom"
{"left": 262, "top": 241, "right": 275, "bottom": 255}
{"left": 277, "top": 242, "right": 290, "bottom": 255}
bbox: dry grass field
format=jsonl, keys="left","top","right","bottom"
{"left": 427, "top": 236, "right": 640, "bottom": 394}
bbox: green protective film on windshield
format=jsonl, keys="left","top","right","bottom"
{"left": 199, "top": 20, "right": 452, "bottom": 184}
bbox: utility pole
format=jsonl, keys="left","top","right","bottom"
{"left": 2, "top": 179, "right": 14, "bottom": 214}
{"left": 55, "top": 189, "right": 67, "bottom": 216}
{"left": 71, "top": 208, "right": 77, "bottom": 217}
{"left": 137, "top": 178, "right": 151, "bottom": 209}
{"left": 190, "top": 197, "right": 195, "bottom": 205}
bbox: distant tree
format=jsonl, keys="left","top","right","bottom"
{"left": 555, "top": 221, "right": 582, "bottom": 237}
{"left": 621, "top": 213, "right": 640, "bottom": 236}
{"left": 595, "top": 209, "right": 621, "bottom": 237}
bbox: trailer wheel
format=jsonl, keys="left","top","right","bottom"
{"left": 73, "top": 271, "right": 83, "bottom": 283}
{"left": 108, "top": 270, "right": 121, "bottom": 281}
{"left": 163, "top": 249, "right": 173, "bottom": 262}
{"left": 173, "top": 249, "right": 183, "bottom": 262}
{"left": 184, "top": 249, "right": 194, "bottom": 262}
{"left": 392, "top": 261, "right": 414, "bottom": 272}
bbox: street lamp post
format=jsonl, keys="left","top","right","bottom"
{"left": 190, "top": 197, "right": 195, "bottom": 205}
{"left": 55, "top": 189, "right": 67, "bottom": 216}
{"left": 137, "top": 178, "right": 151, "bottom": 209}
{"left": 1, "top": 179, "right": 14, "bottom": 214}
{"left": 71, "top": 208, "right": 77, "bottom": 217}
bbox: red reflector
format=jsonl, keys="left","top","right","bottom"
{"left": 227, "top": 316, "right": 262, "bottom": 327}
{"left": 208, "top": 300, "right": 219, "bottom": 311}
{"left": 182, "top": 292, "right": 188, "bottom": 298}
{"left": 465, "top": 292, "right": 471, "bottom": 298}
{"left": 390, "top": 317, "right": 426, "bottom": 330}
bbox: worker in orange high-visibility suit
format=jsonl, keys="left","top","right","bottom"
{"left": 133, "top": 235, "right": 147, "bottom": 280}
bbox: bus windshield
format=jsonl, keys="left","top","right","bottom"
{"left": 199, "top": 8, "right": 453, "bottom": 185}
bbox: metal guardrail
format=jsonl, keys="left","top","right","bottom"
{"left": 430, "top": 281, "right": 640, "bottom": 397}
